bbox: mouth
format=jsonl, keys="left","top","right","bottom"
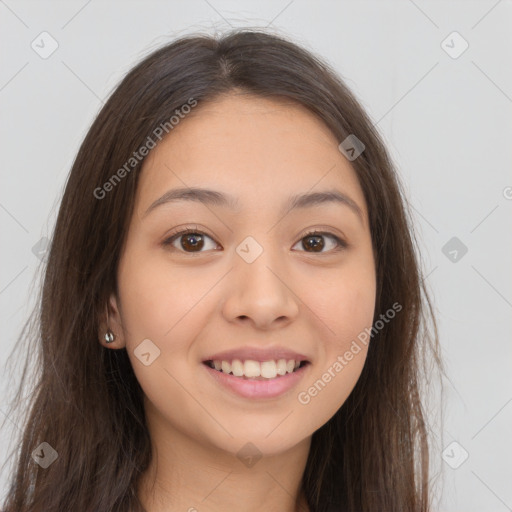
{"left": 202, "top": 359, "right": 311, "bottom": 380}
{"left": 202, "top": 357, "right": 311, "bottom": 399}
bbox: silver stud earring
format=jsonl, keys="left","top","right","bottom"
{"left": 104, "top": 304, "right": 115, "bottom": 344}
{"left": 104, "top": 329, "right": 115, "bottom": 344}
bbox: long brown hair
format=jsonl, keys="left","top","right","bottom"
{"left": 1, "top": 28, "right": 441, "bottom": 512}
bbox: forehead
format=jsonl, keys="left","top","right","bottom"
{"left": 135, "top": 93, "right": 368, "bottom": 223}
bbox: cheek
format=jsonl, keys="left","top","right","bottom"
{"left": 293, "top": 344, "right": 368, "bottom": 441}
{"left": 116, "top": 252, "right": 213, "bottom": 412}
{"left": 117, "top": 247, "right": 206, "bottom": 347}
{"left": 291, "top": 258, "right": 375, "bottom": 431}
{"left": 303, "top": 257, "right": 376, "bottom": 348}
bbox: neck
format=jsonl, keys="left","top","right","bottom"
{"left": 136, "top": 412, "right": 311, "bottom": 512}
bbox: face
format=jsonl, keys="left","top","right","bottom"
{"left": 104, "top": 92, "right": 376, "bottom": 458}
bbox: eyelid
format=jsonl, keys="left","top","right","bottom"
{"left": 162, "top": 225, "right": 217, "bottom": 247}
{"left": 295, "top": 227, "right": 348, "bottom": 248}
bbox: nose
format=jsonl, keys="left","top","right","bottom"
{"left": 222, "top": 247, "right": 300, "bottom": 330}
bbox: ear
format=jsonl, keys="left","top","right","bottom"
{"left": 98, "top": 292, "right": 126, "bottom": 349}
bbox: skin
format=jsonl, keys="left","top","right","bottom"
{"left": 99, "top": 92, "right": 376, "bottom": 512}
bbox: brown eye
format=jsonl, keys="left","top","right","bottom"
{"left": 294, "top": 231, "right": 347, "bottom": 253}
{"left": 163, "top": 229, "right": 218, "bottom": 253}
{"left": 302, "top": 234, "right": 325, "bottom": 252}
{"left": 180, "top": 232, "right": 204, "bottom": 252}
{"left": 163, "top": 228, "right": 346, "bottom": 255}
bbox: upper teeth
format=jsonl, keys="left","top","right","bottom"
{"left": 211, "top": 359, "right": 301, "bottom": 379}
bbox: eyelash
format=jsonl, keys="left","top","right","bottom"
{"left": 162, "top": 226, "right": 347, "bottom": 254}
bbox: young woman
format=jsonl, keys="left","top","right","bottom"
{"left": 1, "top": 29, "right": 441, "bottom": 512}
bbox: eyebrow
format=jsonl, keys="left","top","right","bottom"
{"left": 143, "top": 186, "right": 364, "bottom": 223}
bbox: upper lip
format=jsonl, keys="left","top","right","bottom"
{"left": 202, "top": 347, "right": 311, "bottom": 364}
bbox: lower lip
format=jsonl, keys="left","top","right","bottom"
{"left": 202, "top": 362, "right": 310, "bottom": 399}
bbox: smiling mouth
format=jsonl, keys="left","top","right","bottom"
{"left": 203, "top": 359, "right": 310, "bottom": 380}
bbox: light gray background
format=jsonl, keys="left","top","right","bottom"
{"left": 1, "top": 1, "right": 511, "bottom": 510}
